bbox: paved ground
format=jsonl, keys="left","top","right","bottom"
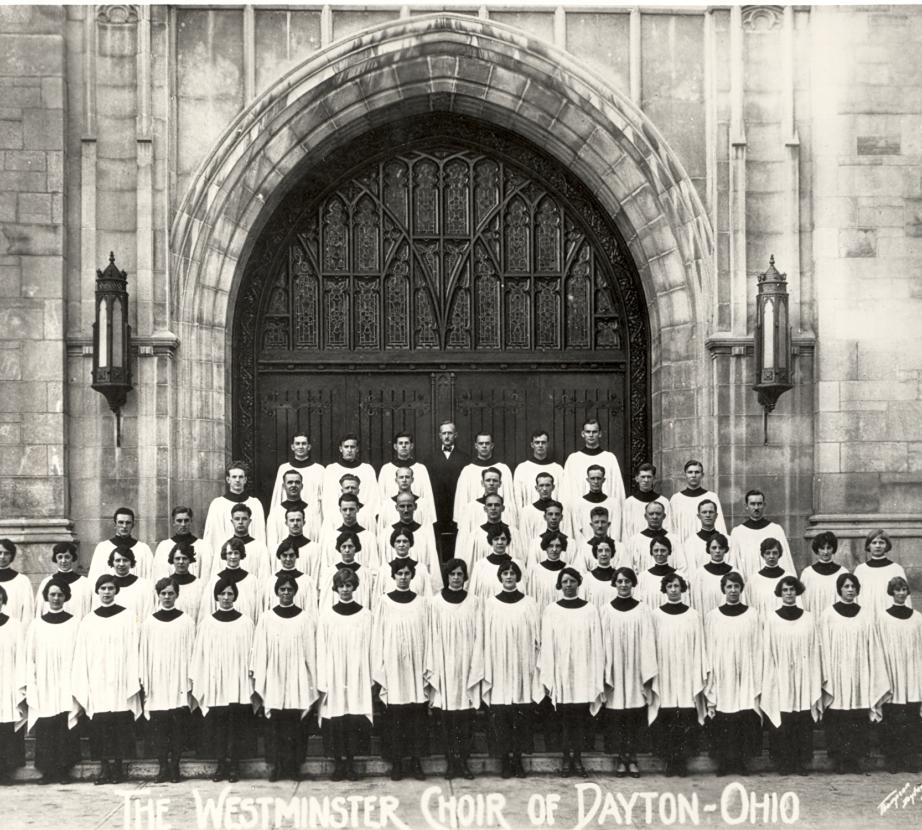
{"left": 4, "top": 765, "right": 922, "bottom": 830}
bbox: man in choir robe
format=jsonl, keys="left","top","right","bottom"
{"left": 453, "top": 433, "right": 514, "bottom": 522}
{"left": 519, "top": 472, "right": 573, "bottom": 543}
{"left": 378, "top": 432, "right": 434, "bottom": 505}
{"left": 512, "top": 430, "right": 564, "bottom": 511}
{"left": 321, "top": 494, "right": 381, "bottom": 571}
{"left": 378, "top": 493, "right": 442, "bottom": 589}
{"left": 267, "top": 470, "right": 322, "bottom": 551}
{"left": 680, "top": 499, "right": 721, "bottom": 574}
{"left": 571, "top": 507, "right": 621, "bottom": 572}
{"left": 321, "top": 434, "right": 380, "bottom": 523}
{"left": 427, "top": 420, "right": 469, "bottom": 561}
{"left": 625, "top": 501, "right": 689, "bottom": 576}
{"left": 669, "top": 460, "right": 727, "bottom": 543}
{"left": 203, "top": 461, "right": 267, "bottom": 554}
{"left": 153, "top": 506, "right": 213, "bottom": 580}
{"left": 378, "top": 467, "right": 435, "bottom": 530}
{"left": 456, "top": 466, "right": 520, "bottom": 534}
{"left": 71, "top": 574, "right": 142, "bottom": 785}
{"left": 455, "top": 493, "right": 526, "bottom": 573}
{"left": 140, "top": 577, "right": 196, "bottom": 782}
{"left": 35, "top": 541, "right": 91, "bottom": 621}
{"left": 268, "top": 432, "right": 324, "bottom": 519}
{"left": 562, "top": 418, "right": 626, "bottom": 519}
{"left": 570, "top": 464, "right": 623, "bottom": 541}
{"left": 525, "top": 501, "right": 572, "bottom": 568}
{"left": 729, "top": 490, "right": 794, "bottom": 578}
{"left": 87, "top": 507, "right": 154, "bottom": 583}
{"left": 213, "top": 502, "right": 271, "bottom": 582}
{"left": 622, "top": 463, "right": 671, "bottom": 541}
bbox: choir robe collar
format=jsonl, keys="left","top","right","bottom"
{"left": 280, "top": 498, "right": 308, "bottom": 512}
{"left": 153, "top": 609, "right": 184, "bottom": 622}
{"left": 742, "top": 518, "right": 770, "bottom": 530}
{"left": 480, "top": 521, "right": 511, "bottom": 536}
{"left": 887, "top": 606, "right": 913, "bottom": 619}
{"left": 232, "top": 534, "right": 254, "bottom": 545}
{"left": 758, "top": 566, "right": 785, "bottom": 578}
{"left": 696, "top": 529, "right": 718, "bottom": 542}
{"left": 577, "top": 447, "right": 604, "bottom": 456}
{"left": 680, "top": 487, "right": 707, "bottom": 498}
{"left": 632, "top": 490, "right": 662, "bottom": 503}
{"left": 334, "top": 561, "right": 360, "bottom": 573}
{"left": 335, "top": 458, "right": 363, "bottom": 469}
{"left": 274, "top": 568, "right": 304, "bottom": 579}
{"left": 387, "top": 590, "right": 417, "bottom": 604}
{"left": 222, "top": 490, "right": 249, "bottom": 503}
{"left": 811, "top": 561, "right": 841, "bottom": 575}
{"left": 50, "top": 570, "right": 81, "bottom": 584}
{"left": 41, "top": 610, "right": 73, "bottom": 624}
{"left": 112, "top": 573, "right": 138, "bottom": 588}
{"left": 485, "top": 553, "right": 511, "bottom": 567}
{"left": 866, "top": 557, "right": 893, "bottom": 568}
{"left": 273, "top": 605, "right": 302, "bottom": 618}
{"left": 718, "top": 603, "right": 749, "bottom": 617}
{"left": 557, "top": 598, "right": 588, "bottom": 609}
{"left": 441, "top": 588, "right": 467, "bottom": 604}
{"left": 590, "top": 566, "right": 614, "bottom": 582}
{"left": 0, "top": 613, "right": 8, "bottom": 626}
{"left": 704, "top": 562, "right": 732, "bottom": 575}
{"left": 281, "top": 534, "right": 309, "bottom": 550}
{"left": 288, "top": 457, "right": 317, "bottom": 469}
{"left": 217, "top": 567, "right": 249, "bottom": 584}
{"left": 333, "top": 601, "right": 363, "bottom": 615}
{"left": 540, "top": 559, "right": 565, "bottom": 572}
{"left": 336, "top": 522, "right": 365, "bottom": 534}
{"left": 527, "top": 456, "right": 556, "bottom": 466}
{"left": 213, "top": 609, "right": 243, "bottom": 622}
{"left": 640, "top": 527, "right": 668, "bottom": 538}
{"left": 171, "top": 572, "right": 196, "bottom": 585}
{"left": 660, "top": 602, "right": 689, "bottom": 615}
{"left": 582, "top": 492, "right": 608, "bottom": 503}
{"left": 496, "top": 590, "right": 524, "bottom": 603}
{"left": 171, "top": 532, "right": 198, "bottom": 544}
{"left": 108, "top": 535, "right": 138, "bottom": 547}
{"left": 390, "top": 520, "right": 421, "bottom": 534}
{"left": 776, "top": 606, "right": 804, "bottom": 621}
{"left": 471, "top": 457, "right": 501, "bottom": 467}
{"left": 611, "top": 597, "right": 640, "bottom": 612}
{"left": 648, "top": 564, "right": 674, "bottom": 577}
{"left": 94, "top": 604, "right": 126, "bottom": 618}
{"left": 532, "top": 498, "right": 556, "bottom": 512}
{"left": 833, "top": 601, "right": 860, "bottom": 618}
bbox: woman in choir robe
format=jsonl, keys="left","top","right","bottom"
{"left": 93, "top": 547, "right": 155, "bottom": 623}
{"left": 760, "top": 575, "right": 822, "bottom": 775}
{"left": 35, "top": 541, "right": 91, "bottom": 621}
{"left": 601, "top": 567, "right": 656, "bottom": 778}
{"left": 876, "top": 576, "right": 922, "bottom": 773}
{"left": 469, "top": 528, "right": 525, "bottom": 604}
{"left": 424, "top": 558, "right": 484, "bottom": 780}
{"left": 582, "top": 538, "right": 618, "bottom": 610}
{"left": 372, "top": 559, "right": 429, "bottom": 781}
{"left": 523, "top": 531, "right": 567, "bottom": 611}
{"left": 703, "top": 571, "right": 762, "bottom": 776}
{"left": 539, "top": 567, "right": 604, "bottom": 777}
{"left": 649, "top": 573, "right": 706, "bottom": 777}
{"left": 374, "top": 529, "right": 433, "bottom": 602}
{"left": 0, "top": 538, "right": 34, "bottom": 624}
{"left": 202, "top": 538, "right": 261, "bottom": 623}
{"left": 800, "top": 531, "right": 847, "bottom": 616}
{"left": 689, "top": 533, "right": 732, "bottom": 616}
{"left": 26, "top": 579, "right": 82, "bottom": 784}
{"left": 190, "top": 576, "right": 256, "bottom": 783}
{"left": 263, "top": 540, "right": 315, "bottom": 614}
{"left": 251, "top": 574, "right": 318, "bottom": 781}
{"left": 636, "top": 538, "right": 679, "bottom": 610}
{"left": 140, "top": 578, "right": 196, "bottom": 783}
{"left": 819, "top": 572, "right": 889, "bottom": 773}
{"left": 744, "top": 538, "right": 792, "bottom": 617}
{"left": 317, "top": 531, "right": 375, "bottom": 610}
{"left": 855, "top": 529, "right": 912, "bottom": 615}
{"left": 167, "top": 543, "right": 204, "bottom": 621}
{"left": 482, "top": 561, "right": 543, "bottom": 779}
{"left": 316, "top": 568, "right": 373, "bottom": 781}
{"left": 71, "top": 574, "right": 142, "bottom": 785}
{"left": 0, "top": 584, "right": 26, "bottom": 783}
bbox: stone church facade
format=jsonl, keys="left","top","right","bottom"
{"left": 1, "top": 4, "right": 920, "bottom": 585}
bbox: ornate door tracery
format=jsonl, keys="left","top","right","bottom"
{"left": 233, "top": 115, "right": 650, "bottom": 499}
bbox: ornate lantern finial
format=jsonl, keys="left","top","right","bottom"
{"left": 753, "top": 255, "right": 793, "bottom": 443}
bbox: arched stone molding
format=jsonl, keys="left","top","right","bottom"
{"left": 168, "top": 14, "right": 715, "bottom": 500}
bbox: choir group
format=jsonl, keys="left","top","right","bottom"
{"left": 0, "top": 421, "right": 919, "bottom": 785}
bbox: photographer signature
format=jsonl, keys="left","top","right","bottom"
{"left": 878, "top": 782, "right": 922, "bottom": 815}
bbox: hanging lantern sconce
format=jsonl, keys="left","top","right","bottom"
{"left": 752, "top": 255, "right": 793, "bottom": 443}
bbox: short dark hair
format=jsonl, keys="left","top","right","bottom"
{"left": 612, "top": 566, "right": 637, "bottom": 587}
{"left": 230, "top": 503, "right": 252, "bottom": 517}
{"left": 168, "top": 542, "right": 196, "bottom": 564}
{"left": 213, "top": 577, "right": 238, "bottom": 600}
{"left": 442, "top": 558, "right": 469, "bottom": 582}
{"left": 530, "top": 428, "right": 549, "bottom": 441}
{"left": 113, "top": 506, "right": 135, "bottom": 522}
{"left": 760, "top": 537, "right": 783, "bottom": 556}
{"left": 171, "top": 506, "right": 193, "bottom": 519}
{"left": 51, "top": 541, "right": 77, "bottom": 563}
{"left": 155, "top": 577, "right": 179, "bottom": 595}
{"left": 108, "top": 546, "right": 136, "bottom": 567}
{"left": 496, "top": 560, "right": 522, "bottom": 581}
{"left": 274, "top": 574, "right": 300, "bottom": 595}
{"left": 221, "top": 537, "right": 247, "bottom": 559}
{"left": 744, "top": 489, "right": 765, "bottom": 504}
{"left": 836, "top": 572, "right": 860, "bottom": 596}
{"left": 42, "top": 577, "right": 72, "bottom": 602}
{"left": 390, "top": 558, "right": 417, "bottom": 577}
{"left": 887, "top": 576, "right": 910, "bottom": 596}
{"left": 636, "top": 462, "right": 656, "bottom": 475}
{"left": 774, "top": 575, "right": 805, "bottom": 597}
{"left": 389, "top": 528, "right": 414, "bottom": 548}
{"left": 556, "top": 566, "right": 583, "bottom": 590}
{"left": 336, "top": 530, "right": 362, "bottom": 553}
{"left": 541, "top": 531, "right": 568, "bottom": 551}
{"left": 226, "top": 460, "right": 248, "bottom": 477}
{"left": 650, "top": 535, "right": 673, "bottom": 554}
{"left": 333, "top": 568, "right": 359, "bottom": 590}
{"left": 684, "top": 459, "right": 703, "bottom": 472}
{"left": 660, "top": 573, "right": 687, "bottom": 593}
{"left": 720, "top": 571, "right": 745, "bottom": 592}
{"left": 811, "top": 531, "right": 839, "bottom": 554}
{"left": 393, "top": 431, "right": 413, "bottom": 443}
{"left": 95, "top": 574, "right": 118, "bottom": 593}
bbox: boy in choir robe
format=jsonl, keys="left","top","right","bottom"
{"left": 649, "top": 573, "right": 706, "bottom": 778}
{"left": 71, "top": 574, "right": 142, "bottom": 785}
{"left": 213, "top": 503, "right": 271, "bottom": 582}
{"left": 321, "top": 493, "right": 380, "bottom": 571}
{"left": 669, "top": 460, "right": 727, "bottom": 543}
{"left": 455, "top": 493, "right": 525, "bottom": 574}
{"left": 819, "top": 572, "right": 889, "bottom": 774}
{"left": 251, "top": 574, "right": 319, "bottom": 781}
{"left": 263, "top": 539, "right": 314, "bottom": 612}
{"left": 456, "top": 467, "right": 520, "bottom": 535}
{"left": 800, "top": 531, "right": 847, "bottom": 615}
{"left": 26, "top": 579, "right": 82, "bottom": 784}
{"left": 600, "top": 567, "right": 656, "bottom": 779}
{"left": 88, "top": 507, "right": 155, "bottom": 583}
{"left": 689, "top": 533, "right": 733, "bottom": 616}
{"left": 624, "top": 501, "right": 689, "bottom": 575}
{"left": 378, "top": 432, "right": 434, "bottom": 508}
{"left": 373, "top": 559, "right": 429, "bottom": 781}
{"left": 539, "top": 567, "right": 604, "bottom": 777}
{"left": 92, "top": 546, "right": 155, "bottom": 624}
{"left": 203, "top": 461, "right": 267, "bottom": 555}
{"left": 140, "top": 578, "right": 196, "bottom": 782}
{"left": 321, "top": 434, "right": 380, "bottom": 522}
{"left": 0, "top": 538, "right": 35, "bottom": 624}
{"left": 482, "top": 561, "right": 543, "bottom": 779}
{"left": 424, "top": 559, "right": 484, "bottom": 780}
{"left": 744, "top": 538, "right": 794, "bottom": 617}
{"left": 190, "top": 577, "right": 256, "bottom": 783}
{"left": 153, "top": 506, "right": 213, "bottom": 580}
{"left": 512, "top": 430, "right": 564, "bottom": 511}
{"left": 703, "top": 572, "right": 763, "bottom": 776}
{"left": 523, "top": 531, "right": 567, "bottom": 611}
{"left": 729, "top": 490, "right": 794, "bottom": 578}
{"left": 269, "top": 432, "right": 324, "bottom": 521}
{"left": 582, "top": 537, "right": 619, "bottom": 610}
{"left": 35, "top": 541, "right": 91, "bottom": 620}
{"left": 0, "top": 583, "right": 26, "bottom": 783}
{"left": 570, "top": 464, "right": 623, "bottom": 543}
{"left": 760, "top": 576, "right": 822, "bottom": 775}
{"left": 167, "top": 543, "right": 205, "bottom": 621}
{"left": 519, "top": 472, "right": 572, "bottom": 544}
{"left": 469, "top": 528, "right": 526, "bottom": 604}
{"left": 680, "top": 499, "right": 721, "bottom": 575}
{"left": 562, "top": 418, "right": 626, "bottom": 524}
{"left": 636, "top": 537, "right": 681, "bottom": 610}
{"left": 452, "top": 433, "right": 514, "bottom": 522}
{"left": 622, "top": 463, "right": 671, "bottom": 541}
{"left": 877, "top": 576, "right": 922, "bottom": 773}
{"left": 377, "top": 493, "right": 441, "bottom": 587}
{"left": 855, "top": 529, "right": 912, "bottom": 614}
{"left": 318, "top": 531, "right": 376, "bottom": 611}
{"left": 266, "top": 470, "right": 322, "bottom": 551}
{"left": 316, "top": 568, "right": 373, "bottom": 782}
{"left": 203, "top": 538, "right": 261, "bottom": 623}
{"left": 525, "top": 500, "right": 571, "bottom": 568}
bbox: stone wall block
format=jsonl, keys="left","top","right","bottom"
{"left": 17, "top": 192, "right": 52, "bottom": 223}
{"left": 0, "top": 223, "right": 62, "bottom": 256}
{"left": 0, "top": 304, "right": 43, "bottom": 339}
{"left": 21, "top": 254, "right": 63, "bottom": 298}
{"left": 22, "top": 109, "right": 63, "bottom": 150}
{"left": 21, "top": 340, "right": 62, "bottom": 381}
{"left": 839, "top": 228, "right": 877, "bottom": 258}
{"left": 841, "top": 441, "right": 908, "bottom": 474}
{"left": 0, "top": 119, "right": 23, "bottom": 149}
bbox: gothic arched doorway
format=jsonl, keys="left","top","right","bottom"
{"left": 233, "top": 115, "right": 651, "bottom": 499}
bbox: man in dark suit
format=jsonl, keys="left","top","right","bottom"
{"left": 427, "top": 420, "right": 469, "bottom": 561}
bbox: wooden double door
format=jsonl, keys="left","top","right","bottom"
{"left": 233, "top": 115, "right": 649, "bottom": 500}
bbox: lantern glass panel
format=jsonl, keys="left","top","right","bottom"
{"left": 777, "top": 302, "right": 788, "bottom": 369}
{"left": 763, "top": 297, "right": 775, "bottom": 370}
{"left": 98, "top": 298, "right": 109, "bottom": 369}
{"left": 112, "top": 299, "right": 123, "bottom": 368}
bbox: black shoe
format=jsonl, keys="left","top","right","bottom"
{"left": 676, "top": 760, "right": 688, "bottom": 778}
{"left": 459, "top": 758, "right": 474, "bottom": 780}
{"left": 331, "top": 760, "right": 345, "bottom": 781}
{"left": 513, "top": 755, "right": 526, "bottom": 779}
{"left": 501, "top": 756, "right": 512, "bottom": 779}
{"left": 346, "top": 759, "right": 359, "bottom": 782}
{"left": 390, "top": 759, "right": 403, "bottom": 781}
{"left": 57, "top": 771, "right": 71, "bottom": 785}
{"left": 572, "top": 756, "right": 588, "bottom": 778}
{"left": 156, "top": 760, "right": 170, "bottom": 783}
{"left": 444, "top": 755, "right": 455, "bottom": 779}
{"left": 409, "top": 758, "right": 426, "bottom": 781}
{"left": 227, "top": 762, "right": 239, "bottom": 783}
{"left": 561, "top": 754, "right": 572, "bottom": 777}
{"left": 615, "top": 757, "right": 628, "bottom": 778}
{"left": 628, "top": 760, "right": 640, "bottom": 779}
{"left": 110, "top": 761, "right": 124, "bottom": 785}
{"left": 94, "top": 761, "right": 110, "bottom": 786}
{"left": 268, "top": 764, "right": 279, "bottom": 782}
{"left": 169, "top": 758, "right": 181, "bottom": 784}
